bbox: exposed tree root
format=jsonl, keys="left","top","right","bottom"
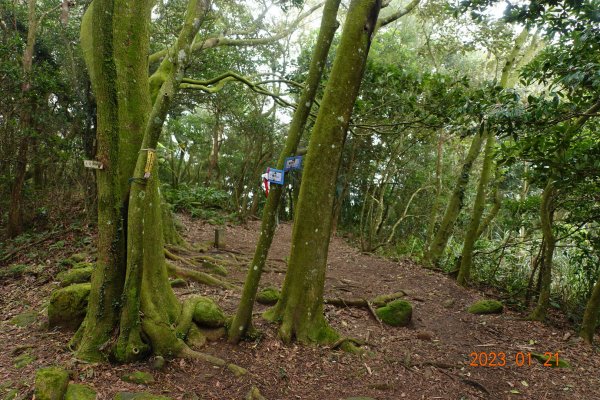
{"left": 330, "top": 336, "right": 366, "bottom": 351}
{"left": 324, "top": 291, "right": 406, "bottom": 309}
{"left": 166, "top": 262, "right": 239, "bottom": 290}
{"left": 179, "top": 345, "right": 247, "bottom": 376}
{"left": 166, "top": 248, "right": 228, "bottom": 276}
{"left": 165, "top": 248, "right": 233, "bottom": 276}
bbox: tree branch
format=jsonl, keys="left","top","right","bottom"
{"left": 148, "top": 2, "right": 324, "bottom": 65}
{"left": 376, "top": 0, "right": 421, "bottom": 29}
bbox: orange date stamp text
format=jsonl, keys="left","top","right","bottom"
{"left": 468, "top": 351, "right": 560, "bottom": 368}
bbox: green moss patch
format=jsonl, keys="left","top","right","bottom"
{"left": 65, "top": 384, "right": 97, "bottom": 400}
{"left": 73, "top": 261, "right": 94, "bottom": 269}
{"left": 13, "top": 352, "right": 35, "bottom": 368}
{"left": 467, "top": 300, "right": 503, "bottom": 315}
{"left": 48, "top": 283, "right": 90, "bottom": 330}
{"left": 121, "top": 371, "right": 155, "bottom": 385}
{"left": 192, "top": 297, "right": 225, "bottom": 328}
{"left": 256, "top": 287, "right": 280, "bottom": 305}
{"left": 34, "top": 366, "right": 69, "bottom": 400}
{"left": 531, "top": 352, "right": 571, "bottom": 368}
{"left": 376, "top": 299, "right": 412, "bottom": 327}
{"left": 114, "top": 392, "right": 172, "bottom": 400}
{"left": 9, "top": 311, "right": 37, "bottom": 327}
{"left": 56, "top": 267, "right": 93, "bottom": 287}
{"left": 70, "top": 253, "right": 88, "bottom": 263}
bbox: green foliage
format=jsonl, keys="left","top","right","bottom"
{"left": 163, "top": 183, "right": 231, "bottom": 217}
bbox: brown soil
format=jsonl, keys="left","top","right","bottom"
{"left": 1, "top": 216, "right": 600, "bottom": 399}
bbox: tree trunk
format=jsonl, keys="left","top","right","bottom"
{"left": 205, "top": 111, "right": 222, "bottom": 185}
{"left": 457, "top": 126, "right": 495, "bottom": 285}
{"left": 228, "top": 0, "right": 342, "bottom": 343}
{"left": 7, "top": 137, "right": 29, "bottom": 237}
{"left": 580, "top": 274, "right": 600, "bottom": 344}
{"left": 332, "top": 137, "right": 358, "bottom": 235}
{"left": 425, "top": 127, "right": 485, "bottom": 266}
{"left": 73, "top": 0, "right": 128, "bottom": 361}
{"left": 263, "top": 0, "right": 382, "bottom": 344}
{"left": 7, "top": 0, "right": 37, "bottom": 238}
{"left": 425, "top": 131, "right": 444, "bottom": 247}
{"left": 529, "top": 180, "right": 555, "bottom": 321}
{"left": 73, "top": 0, "right": 210, "bottom": 362}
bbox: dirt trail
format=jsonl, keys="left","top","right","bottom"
{"left": 1, "top": 217, "right": 599, "bottom": 399}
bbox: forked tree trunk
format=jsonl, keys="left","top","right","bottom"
{"left": 425, "top": 126, "right": 485, "bottom": 266}
{"left": 457, "top": 126, "right": 495, "bottom": 285}
{"left": 73, "top": 0, "right": 210, "bottom": 363}
{"left": 263, "top": 0, "right": 382, "bottom": 344}
{"left": 228, "top": 0, "right": 342, "bottom": 343}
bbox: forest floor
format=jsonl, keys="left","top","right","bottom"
{"left": 1, "top": 215, "right": 600, "bottom": 400}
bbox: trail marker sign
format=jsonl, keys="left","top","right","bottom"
{"left": 83, "top": 160, "right": 104, "bottom": 170}
{"left": 284, "top": 155, "right": 303, "bottom": 171}
{"left": 266, "top": 167, "right": 284, "bottom": 185}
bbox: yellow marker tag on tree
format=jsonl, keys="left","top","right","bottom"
{"left": 144, "top": 149, "right": 156, "bottom": 178}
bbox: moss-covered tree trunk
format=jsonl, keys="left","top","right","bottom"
{"left": 263, "top": 0, "right": 382, "bottom": 344}
{"left": 425, "top": 127, "right": 485, "bottom": 266}
{"left": 228, "top": 0, "right": 342, "bottom": 344}
{"left": 73, "top": 0, "right": 128, "bottom": 360}
{"left": 580, "top": 274, "right": 600, "bottom": 344}
{"left": 73, "top": 0, "right": 212, "bottom": 363}
{"left": 529, "top": 180, "right": 555, "bottom": 321}
{"left": 457, "top": 127, "right": 495, "bottom": 285}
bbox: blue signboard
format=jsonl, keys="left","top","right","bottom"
{"left": 266, "top": 167, "right": 284, "bottom": 185}
{"left": 284, "top": 155, "right": 303, "bottom": 171}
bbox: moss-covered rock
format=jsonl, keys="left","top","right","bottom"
{"left": 48, "top": 283, "right": 90, "bottom": 330}
{"left": 73, "top": 261, "right": 94, "bottom": 269}
{"left": 9, "top": 311, "right": 37, "bottom": 327}
{"left": 169, "top": 278, "right": 187, "bottom": 288}
{"left": 121, "top": 371, "right": 155, "bottom": 385}
{"left": 70, "top": 253, "right": 88, "bottom": 263}
{"left": 467, "top": 300, "right": 503, "bottom": 315}
{"left": 376, "top": 299, "right": 412, "bottom": 327}
{"left": 65, "top": 384, "right": 97, "bottom": 400}
{"left": 256, "top": 287, "right": 280, "bottom": 305}
{"left": 56, "top": 267, "right": 93, "bottom": 287}
{"left": 151, "top": 356, "right": 166, "bottom": 371}
{"left": 114, "top": 392, "right": 172, "bottom": 400}
{"left": 34, "top": 367, "right": 69, "bottom": 400}
{"left": 13, "top": 352, "right": 35, "bottom": 368}
{"left": 192, "top": 297, "right": 225, "bottom": 328}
